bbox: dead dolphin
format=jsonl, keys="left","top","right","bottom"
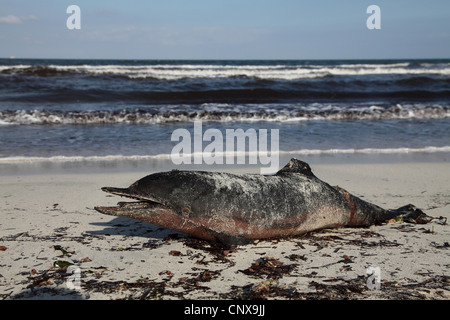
{"left": 95, "top": 158, "right": 434, "bottom": 245}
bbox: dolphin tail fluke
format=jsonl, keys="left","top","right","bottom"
{"left": 389, "top": 204, "right": 445, "bottom": 224}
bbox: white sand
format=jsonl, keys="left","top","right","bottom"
{"left": 0, "top": 157, "right": 449, "bottom": 300}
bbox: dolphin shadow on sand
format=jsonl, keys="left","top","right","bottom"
{"left": 95, "top": 158, "right": 441, "bottom": 246}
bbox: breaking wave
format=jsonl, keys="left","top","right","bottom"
{"left": 1, "top": 61, "right": 450, "bottom": 80}
{"left": 1, "top": 103, "right": 448, "bottom": 125}
{"left": 2, "top": 59, "right": 449, "bottom": 105}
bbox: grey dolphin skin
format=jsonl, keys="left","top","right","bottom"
{"left": 95, "top": 158, "right": 435, "bottom": 246}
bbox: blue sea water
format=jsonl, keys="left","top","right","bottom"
{"left": 0, "top": 59, "right": 449, "bottom": 163}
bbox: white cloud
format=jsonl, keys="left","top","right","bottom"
{"left": 23, "top": 15, "right": 38, "bottom": 21}
{"left": 0, "top": 15, "right": 22, "bottom": 24}
{"left": 0, "top": 14, "right": 38, "bottom": 24}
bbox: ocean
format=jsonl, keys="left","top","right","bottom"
{"left": 0, "top": 59, "right": 449, "bottom": 166}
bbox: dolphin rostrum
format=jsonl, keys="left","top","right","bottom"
{"left": 95, "top": 158, "right": 435, "bottom": 245}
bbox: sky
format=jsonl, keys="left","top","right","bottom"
{"left": 0, "top": 0, "right": 449, "bottom": 60}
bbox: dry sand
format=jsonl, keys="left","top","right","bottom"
{"left": 0, "top": 155, "right": 449, "bottom": 300}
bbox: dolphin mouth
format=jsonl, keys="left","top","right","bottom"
{"left": 100, "top": 187, "right": 164, "bottom": 203}
{"left": 94, "top": 200, "right": 163, "bottom": 215}
{"left": 95, "top": 187, "right": 169, "bottom": 216}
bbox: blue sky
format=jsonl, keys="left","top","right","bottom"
{"left": 1, "top": 0, "right": 449, "bottom": 59}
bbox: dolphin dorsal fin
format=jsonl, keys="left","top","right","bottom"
{"left": 276, "top": 158, "right": 315, "bottom": 177}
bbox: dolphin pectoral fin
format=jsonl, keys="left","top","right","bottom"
{"left": 210, "top": 231, "right": 253, "bottom": 246}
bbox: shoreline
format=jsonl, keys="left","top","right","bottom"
{"left": 1, "top": 151, "right": 449, "bottom": 175}
{"left": 0, "top": 154, "right": 449, "bottom": 300}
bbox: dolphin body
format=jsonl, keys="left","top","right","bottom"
{"left": 95, "top": 158, "right": 433, "bottom": 245}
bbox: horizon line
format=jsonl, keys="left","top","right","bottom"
{"left": 2, "top": 57, "right": 450, "bottom": 61}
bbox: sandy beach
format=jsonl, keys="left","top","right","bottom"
{"left": 0, "top": 154, "right": 449, "bottom": 301}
